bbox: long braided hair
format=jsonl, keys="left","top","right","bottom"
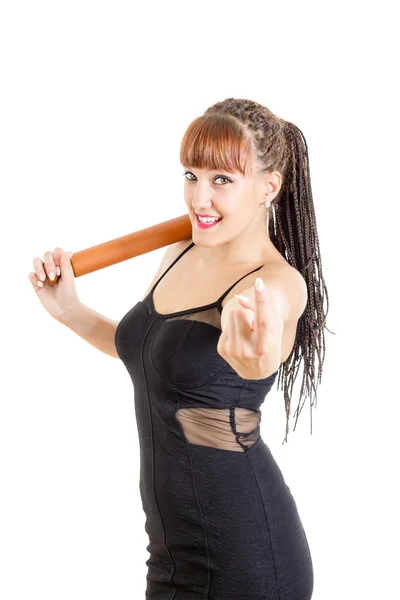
{"left": 179, "top": 97, "right": 333, "bottom": 443}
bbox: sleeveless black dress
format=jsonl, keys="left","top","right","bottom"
{"left": 114, "top": 241, "right": 314, "bottom": 600}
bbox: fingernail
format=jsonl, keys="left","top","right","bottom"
{"left": 37, "top": 280, "right": 43, "bottom": 288}
{"left": 234, "top": 294, "right": 250, "bottom": 303}
{"left": 56, "top": 266, "right": 61, "bottom": 276}
{"left": 255, "top": 277, "right": 264, "bottom": 291}
{"left": 49, "top": 271, "right": 55, "bottom": 281}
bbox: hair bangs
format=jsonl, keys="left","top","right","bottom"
{"left": 180, "top": 114, "right": 254, "bottom": 176}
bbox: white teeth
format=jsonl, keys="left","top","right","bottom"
{"left": 198, "top": 215, "right": 221, "bottom": 223}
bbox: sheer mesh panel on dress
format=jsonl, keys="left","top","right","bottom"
{"left": 176, "top": 406, "right": 261, "bottom": 452}
{"left": 161, "top": 305, "right": 222, "bottom": 330}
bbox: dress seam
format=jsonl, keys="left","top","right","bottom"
{"left": 141, "top": 320, "right": 178, "bottom": 599}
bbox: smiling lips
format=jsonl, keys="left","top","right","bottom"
{"left": 195, "top": 214, "right": 223, "bottom": 229}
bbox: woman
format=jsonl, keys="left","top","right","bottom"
{"left": 30, "top": 97, "right": 330, "bottom": 599}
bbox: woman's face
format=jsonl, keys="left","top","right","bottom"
{"left": 182, "top": 164, "right": 281, "bottom": 243}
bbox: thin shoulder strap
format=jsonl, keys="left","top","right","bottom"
{"left": 150, "top": 241, "right": 195, "bottom": 293}
{"left": 216, "top": 263, "right": 265, "bottom": 311}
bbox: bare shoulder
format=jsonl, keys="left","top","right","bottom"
{"left": 260, "top": 261, "right": 308, "bottom": 323}
{"left": 141, "top": 238, "right": 193, "bottom": 300}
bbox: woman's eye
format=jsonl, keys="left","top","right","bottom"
{"left": 215, "top": 176, "right": 231, "bottom": 185}
{"left": 182, "top": 171, "right": 232, "bottom": 185}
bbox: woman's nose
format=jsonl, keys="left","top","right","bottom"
{"left": 191, "top": 193, "right": 213, "bottom": 211}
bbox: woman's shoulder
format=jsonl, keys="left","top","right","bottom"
{"left": 164, "top": 238, "right": 193, "bottom": 261}
{"left": 140, "top": 238, "right": 193, "bottom": 301}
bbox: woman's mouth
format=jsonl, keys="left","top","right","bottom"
{"left": 195, "top": 214, "right": 223, "bottom": 229}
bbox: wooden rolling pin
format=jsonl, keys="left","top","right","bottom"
{"left": 48, "top": 213, "right": 192, "bottom": 285}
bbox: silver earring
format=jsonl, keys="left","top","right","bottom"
{"left": 264, "top": 200, "right": 271, "bottom": 208}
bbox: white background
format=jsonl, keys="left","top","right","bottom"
{"left": 1, "top": 1, "right": 399, "bottom": 598}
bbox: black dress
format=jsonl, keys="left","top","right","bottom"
{"left": 115, "top": 241, "right": 314, "bottom": 600}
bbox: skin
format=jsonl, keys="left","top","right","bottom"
{"left": 182, "top": 160, "right": 282, "bottom": 267}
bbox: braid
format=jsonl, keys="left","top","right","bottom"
{"left": 180, "top": 97, "right": 333, "bottom": 443}
{"left": 270, "top": 121, "right": 332, "bottom": 443}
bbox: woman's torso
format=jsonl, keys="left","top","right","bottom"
{"left": 143, "top": 238, "right": 301, "bottom": 364}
